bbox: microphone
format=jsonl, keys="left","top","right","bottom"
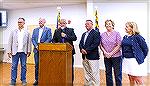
{"left": 61, "top": 29, "right": 65, "bottom": 43}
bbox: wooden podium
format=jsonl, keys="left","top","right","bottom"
{"left": 38, "top": 43, "right": 73, "bottom": 86}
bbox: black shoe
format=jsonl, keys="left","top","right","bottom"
{"left": 22, "top": 81, "right": 27, "bottom": 86}
{"left": 33, "top": 81, "right": 38, "bottom": 85}
{"left": 9, "top": 82, "right": 16, "bottom": 86}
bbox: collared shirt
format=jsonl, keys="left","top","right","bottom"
{"left": 84, "top": 29, "right": 92, "bottom": 45}
{"left": 17, "top": 28, "right": 25, "bottom": 52}
{"left": 38, "top": 27, "right": 44, "bottom": 43}
{"left": 101, "top": 30, "right": 122, "bottom": 57}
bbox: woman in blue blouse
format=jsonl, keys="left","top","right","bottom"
{"left": 122, "top": 22, "right": 148, "bottom": 86}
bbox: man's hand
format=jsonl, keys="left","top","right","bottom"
{"left": 7, "top": 53, "right": 12, "bottom": 58}
{"left": 36, "top": 46, "right": 38, "bottom": 49}
{"left": 61, "top": 32, "right": 66, "bottom": 38}
{"left": 27, "top": 52, "right": 31, "bottom": 57}
{"left": 81, "top": 49, "right": 87, "bottom": 54}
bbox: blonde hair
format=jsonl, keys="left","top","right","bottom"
{"left": 126, "top": 22, "right": 140, "bottom": 35}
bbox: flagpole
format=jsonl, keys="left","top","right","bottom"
{"left": 56, "top": 6, "right": 61, "bottom": 29}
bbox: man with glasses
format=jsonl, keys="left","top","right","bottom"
{"left": 7, "top": 18, "right": 32, "bottom": 86}
{"left": 53, "top": 19, "right": 77, "bottom": 84}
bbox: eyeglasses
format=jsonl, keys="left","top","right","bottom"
{"left": 60, "top": 23, "right": 66, "bottom": 24}
{"left": 105, "top": 24, "right": 112, "bottom": 27}
{"left": 18, "top": 22, "right": 23, "bottom": 23}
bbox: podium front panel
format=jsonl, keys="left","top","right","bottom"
{"left": 38, "top": 43, "right": 72, "bottom": 86}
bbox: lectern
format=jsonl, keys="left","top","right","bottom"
{"left": 38, "top": 43, "right": 72, "bottom": 86}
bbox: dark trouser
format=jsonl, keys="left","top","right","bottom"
{"left": 34, "top": 52, "right": 39, "bottom": 81}
{"left": 104, "top": 56, "right": 122, "bottom": 86}
{"left": 72, "top": 55, "right": 74, "bottom": 84}
{"left": 11, "top": 52, "right": 27, "bottom": 83}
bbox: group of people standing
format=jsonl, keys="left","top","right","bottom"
{"left": 7, "top": 17, "right": 148, "bottom": 86}
{"left": 79, "top": 19, "right": 148, "bottom": 86}
{"left": 7, "top": 18, "right": 77, "bottom": 86}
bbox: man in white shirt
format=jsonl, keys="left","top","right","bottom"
{"left": 79, "top": 20, "right": 100, "bottom": 86}
{"left": 7, "top": 18, "right": 31, "bottom": 86}
{"left": 32, "top": 18, "right": 52, "bottom": 85}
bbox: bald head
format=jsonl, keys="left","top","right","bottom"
{"left": 39, "top": 18, "right": 46, "bottom": 28}
{"left": 59, "top": 19, "right": 67, "bottom": 28}
{"left": 59, "top": 19, "right": 67, "bottom": 24}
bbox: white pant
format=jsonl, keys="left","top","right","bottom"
{"left": 83, "top": 59, "right": 100, "bottom": 86}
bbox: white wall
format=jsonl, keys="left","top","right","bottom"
{"left": 0, "top": 30, "right": 3, "bottom": 45}
{"left": 94, "top": 3, "right": 148, "bottom": 38}
{"left": 148, "top": 0, "right": 150, "bottom": 73}
{"left": 3, "top": 4, "right": 86, "bottom": 44}
{"left": 1, "top": 2, "right": 150, "bottom": 72}
{"left": 2, "top": 4, "right": 87, "bottom": 67}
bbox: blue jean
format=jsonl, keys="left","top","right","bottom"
{"left": 34, "top": 52, "right": 39, "bottom": 81}
{"left": 104, "top": 56, "right": 122, "bottom": 86}
{"left": 11, "top": 52, "right": 27, "bottom": 83}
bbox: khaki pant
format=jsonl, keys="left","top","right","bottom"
{"left": 83, "top": 59, "right": 100, "bottom": 86}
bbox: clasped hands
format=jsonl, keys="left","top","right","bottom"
{"left": 104, "top": 52, "right": 113, "bottom": 58}
{"left": 61, "top": 32, "right": 66, "bottom": 38}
